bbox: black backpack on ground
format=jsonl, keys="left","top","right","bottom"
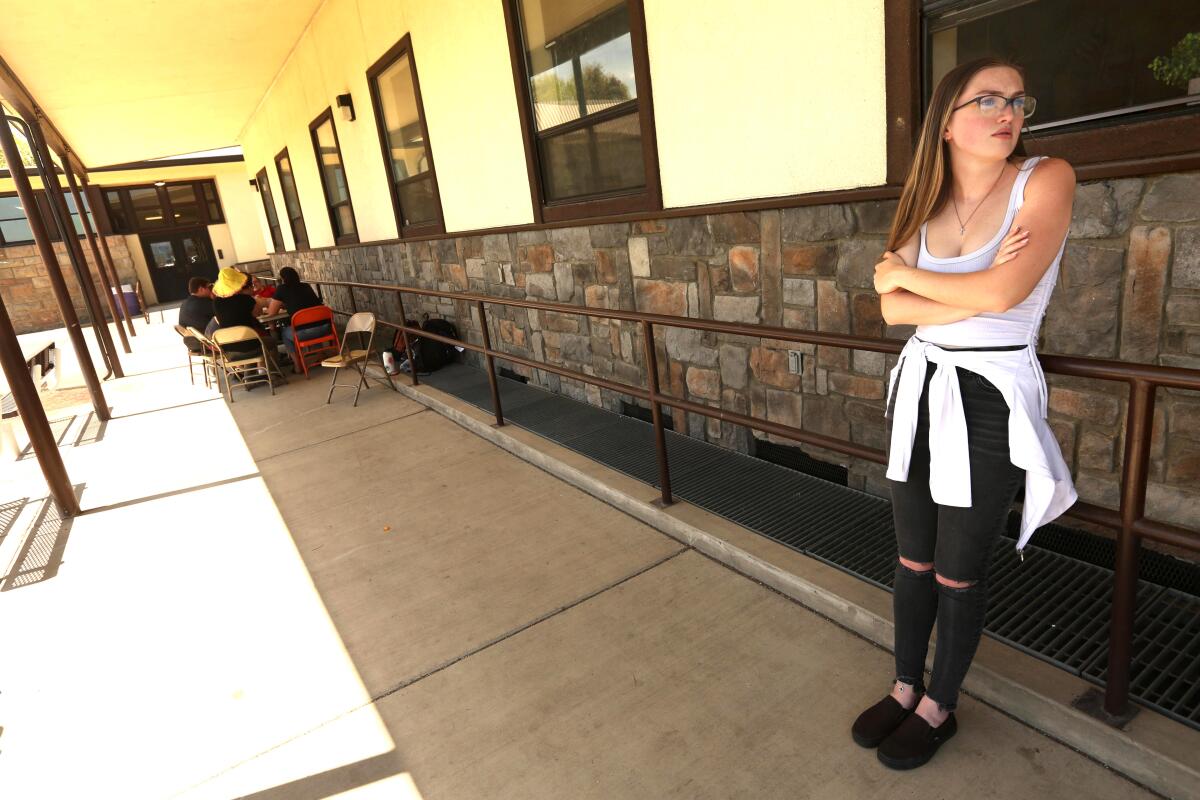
{"left": 391, "top": 317, "right": 459, "bottom": 374}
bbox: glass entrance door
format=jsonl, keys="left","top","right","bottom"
{"left": 141, "top": 228, "right": 218, "bottom": 303}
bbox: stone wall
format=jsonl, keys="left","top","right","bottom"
{"left": 0, "top": 235, "right": 137, "bottom": 333}
{"left": 271, "top": 170, "right": 1200, "bottom": 535}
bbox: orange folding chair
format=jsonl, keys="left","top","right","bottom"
{"left": 291, "top": 305, "right": 340, "bottom": 378}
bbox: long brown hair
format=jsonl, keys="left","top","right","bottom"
{"left": 886, "top": 57, "right": 1029, "bottom": 252}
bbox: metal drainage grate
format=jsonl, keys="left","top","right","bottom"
{"left": 423, "top": 363, "right": 1200, "bottom": 731}
{"left": 754, "top": 439, "right": 849, "bottom": 486}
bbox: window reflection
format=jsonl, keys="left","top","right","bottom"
{"left": 167, "top": 184, "right": 201, "bottom": 225}
{"left": 311, "top": 115, "right": 357, "bottom": 240}
{"left": 129, "top": 187, "right": 166, "bottom": 227}
{"left": 517, "top": 0, "right": 646, "bottom": 203}
{"left": 926, "top": 0, "right": 1200, "bottom": 129}
{"left": 522, "top": 1, "right": 636, "bottom": 131}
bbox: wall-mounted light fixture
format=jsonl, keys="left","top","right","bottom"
{"left": 336, "top": 93, "right": 356, "bottom": 122}
{"left": 249, "top": 179, "right": 258, "bottom": 191}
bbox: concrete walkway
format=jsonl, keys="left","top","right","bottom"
{"left": 0, "top": 315, "right": 1157, "bottom": 799}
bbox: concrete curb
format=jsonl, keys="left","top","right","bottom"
{"left": 394, "top": 379, "right": 1199, "bottom": 800}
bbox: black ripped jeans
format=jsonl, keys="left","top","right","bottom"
{"left": 888, "top": 365, "right": 1025, "bottom": 711}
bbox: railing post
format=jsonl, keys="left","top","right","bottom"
{"left": 641, "top": 320, "right": 673, "bottom": 505}
{"left": 394, "top": 290, "right": 419, "bottom": 387}
{"left": 348, "top": 286, "right": 359, "bottom": 314}
{"left": 476, "top": 300, "right": 504, "bottom": 426}
{"left": 1105, "top": 378, "right": 1155, "bottom": 717}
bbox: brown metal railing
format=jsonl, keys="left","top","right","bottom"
{"left": 307, "top": 276, "right": 1200, "bottom": 719}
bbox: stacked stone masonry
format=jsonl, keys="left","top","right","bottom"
{"left": 0, "top": 235, "right": 137, "bottom": 333}
{"left": 270, "top": 171, "right": 1200, "bottom": 534}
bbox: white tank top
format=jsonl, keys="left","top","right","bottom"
{"left": 914, "top": 156, "right": 1066, "bottom": 348}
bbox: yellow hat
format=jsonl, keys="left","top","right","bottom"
{"left": 211, "top": 267, "right": 248, "bottom": 298}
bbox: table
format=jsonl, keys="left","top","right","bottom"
{"left": 257, "top": 311, "right": 293, "bottom": 369}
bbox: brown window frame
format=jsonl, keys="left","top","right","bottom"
{"left": 274, "top": 147, "right": 309, "bottom": 250}
{"left": 308, "top": 107, "right": 360, "bottom": 245}
{"left": 905, "top": 1, "right": 1200, "bottom": 182}
{"left": 366, "top": 34, "right": 446, "bottom": 238}
{"left": 93, "top": 179, "right": 226, "bottom": 235}
{"left": 0, "top": 188, "right": 97, "bottom": 245}
{"left": 501, "top": 0, "right": 662, "bottom": 224}
{"left": 255, "top": 167, "right": 285, "bottom": 253}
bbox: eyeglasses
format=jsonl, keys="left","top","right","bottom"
{"left": 952, "top": 94, "right": 1037, "bottom": 120}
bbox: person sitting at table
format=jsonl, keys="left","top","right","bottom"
{"left": 251, "top": 275, "right": 276, "bottom": 299}
{"left": 178, "top": 277, "right": 214, "bottom": 352}
{"left": 264, "top": 267, "right": 330, "bottom": 371}
{"left": 211, "top": 268, "right": 269, "bottom": 358}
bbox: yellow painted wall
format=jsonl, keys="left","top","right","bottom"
{"left": 239, "top": 0, "right": 534, "bottom": 244}
{"left": 239, "top": 0, "right": 889, "bottom": 239}
{"left": 644, "top": 0, "right": 887, "bottom": 207}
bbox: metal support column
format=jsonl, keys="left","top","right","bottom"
{"left": 0, "top": 294, "right": 79, "bottom": 515}
{"left": 65, "top": 167, "right": 129, "bottom": 354}
{"left": 0, "top": 114, "right": 110, "bottom": 421}
{"left": 82, "top": 174, "right": 136, "bottom": 339}
{"left": 28, "top": 121, "right": 123, "bottom": 378}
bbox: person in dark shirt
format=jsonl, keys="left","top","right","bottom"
{"left": 211, "top": 268, "right": 267, "bottom": 357}
{"left": 178, "top": 277, "right": 214, "bottom": 352}
{"left": 265, "top": 267, "right": 330, "bottom": 370}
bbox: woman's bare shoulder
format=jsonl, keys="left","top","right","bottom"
{"left": 1026, "top": 157, "right": 1076, "bottom": 199}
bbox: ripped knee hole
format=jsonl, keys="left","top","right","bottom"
{"left": 897, "top": 557, "right": 934, "bottom": 573}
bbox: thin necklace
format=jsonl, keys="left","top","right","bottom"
{"left": 951, "top": 163, "right": 1009, "bottom": 237}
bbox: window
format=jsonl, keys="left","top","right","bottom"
{"left": 367, "top": 35, "right": 444, "bottom": 236}
{"left": 274, "top": 148, "right": 308, "bottom": 249}
{"left": 201, "top": 183, "right": 225, "bottom": 223}
{"left": 128, "top": 187, "right": 167, "bottom": 228}
{"left": 255, "top": 168, "right": 285, "bottom": 253}
{"left": 94, "top": 180, "right": 224, "bottom": 235}
{"left": 0, "top": 190, "right": 95, "bottom": 246}
{"left": 309, "top": 108, "right": 358, "bottom": 244}
{"left": 104, "top": 190, "right": 130, "bottom": 233}
{"left": 166, "top": 184, "right": 202, "bottom": 226}
{"left": 506, "top": 0, "right": 660, "bottom": 222}
{"left": 923, "top": 0, "right": 1200, "bottom": 170}
{"left": 0, "top": 194, "right": 33, "bottom": 245}
{"left": 63, "top": 192, "right": 96, "bottom": 237}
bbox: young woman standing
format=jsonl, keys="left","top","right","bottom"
{"left": 851, "top": 57, "right": 1079, "bottom": 769}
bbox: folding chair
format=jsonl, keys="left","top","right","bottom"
{"left": 211, "top": 326, "right": 281, "bottom": 402}
{"left": 134, "top": 280, "right": 164, "bottom": 323}
{"left": 291, "top": 305, "right": 340, "bottom": 378}
{"left": 174, "top": 324, "right": 210, "bottom": 386}
{"left": 320, "top": 312, "right": 395, "bottom": 406}
{"left": 186, "top": 326, "right": 221, "bottom": 389}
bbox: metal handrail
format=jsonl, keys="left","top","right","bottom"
{"left": 306, "top": 275, "right": 1200, "bottom": 719}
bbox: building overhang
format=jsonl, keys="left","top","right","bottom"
{"left": 0, "top": 1, "right": 324, "bottom": 169}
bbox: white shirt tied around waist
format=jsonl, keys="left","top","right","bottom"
{"left": 885, "top": 336, "right": 1078, "bottom": 554}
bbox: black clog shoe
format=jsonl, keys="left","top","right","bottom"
{"left": 877, "top": 711, "right": 957, "bottom": 769}
{"left": 851, "top": 695, "right": 920, "bottom": 749}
